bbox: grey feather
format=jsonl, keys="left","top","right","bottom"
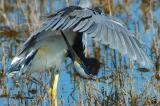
{"left": 79, "top": 20, "right": 93, "bottom": 32}
{"left": 115, "top": 30, "right": 127, "bottom": 55}
{"left": 62, "top": 18, "right": 78, "bottom": 30}
{"left": 90, "top": 24, "right": 101, "bottom": 38}
{"left": 86, "top": 23, "right": 97, "bottom": 34}
{"left": 93, "top": 30, "right": 101, "bottom": 42}
{"left": 101, "top": 25, "right": 110, "bottom": 45}
{"left": 52, "top": 16, "right": 68, "bottom": 30}
{"left": 45, "top": 17, "right": 60, "bottom": 31}
{"left": 121, "top": 31, "right": 136, "bottom": 60}
{"left": 69, "top": 18, "right": 82, "bottom": 28}
{"left": 59, "top": 17, "right": 70, "bottom": 29}
{"left": 73, "top": 19, "right": 89, "bottom": 31}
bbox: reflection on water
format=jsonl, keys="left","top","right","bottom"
{"left": 0, "top": 0, "right": 160, "bottom": 105}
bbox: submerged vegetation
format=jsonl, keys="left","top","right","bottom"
{"left": 0, "top": 0, "right": 159, "bottom": 105}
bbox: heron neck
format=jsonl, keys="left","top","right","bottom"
{"left": 78, "top": 0, "right": 92, "bottom": 8}
{"left": 72, "top": 32, "right": 87, "bottom": 64}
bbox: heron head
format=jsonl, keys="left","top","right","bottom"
{"left": 86, "top": 58, "right": 101, "bottom": 76}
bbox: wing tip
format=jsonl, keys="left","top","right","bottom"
{"left": 11, "top": 56, "right": 21, "bottom": 65}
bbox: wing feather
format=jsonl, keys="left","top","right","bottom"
{"left": 62, "top": 18, "right": 77, "bottom": 30}
{"left": 121, "top": 31, "right": 136, "bottom": 60}
{"left": 93, "top": 25, "right": 102, "bottom": 41}
{"left": 73, "top": 19, "right": 89, "bottom": 31}
{"left": 115, "top": 30, "right": 127, "bottom": 55}
{"left": 52, "top": 16, "right": 68, "bottom": 30}
{"left": 79, "top": 20, "right": 93, "bottom": 32}
{"left": 90, "top": 24, "right": 101, "bottom": 37}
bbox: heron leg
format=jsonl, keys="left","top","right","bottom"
{"left": 49, "top": 70, "right": 59, "bottom": 106}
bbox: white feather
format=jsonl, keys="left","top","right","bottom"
{"left": 11, "top": 57, "right": 21, "bottom": 65}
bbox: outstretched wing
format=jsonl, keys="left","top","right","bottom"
{"left": 17, "top": 6, "right": 151, "bottom": 66}
{"left": 35, "top": 6, "right": 150, "bottom": 65}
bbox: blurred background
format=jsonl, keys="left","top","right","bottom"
{"left": 0, "top": 0, "right": 159, "bottom": 105}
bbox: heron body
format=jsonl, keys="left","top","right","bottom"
{"left": 10, "top": 5, "right": 151, "bottom": 77}
{"left": 27, "top": 30, "right": 77, "bottom": 72}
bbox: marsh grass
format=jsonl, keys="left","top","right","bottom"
{"left": 0, "top": 0, "right": 160, "bottom": 105}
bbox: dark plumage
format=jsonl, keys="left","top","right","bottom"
{"left": 63, "top": 31, "right": 100, "bottom": 76}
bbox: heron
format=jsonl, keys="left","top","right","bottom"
{"left": 8, "top": 0, "right": 152, "bottom": 105}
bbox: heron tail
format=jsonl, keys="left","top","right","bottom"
{"left": 8, "top": 49, "right": 38, "bottom": 77}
